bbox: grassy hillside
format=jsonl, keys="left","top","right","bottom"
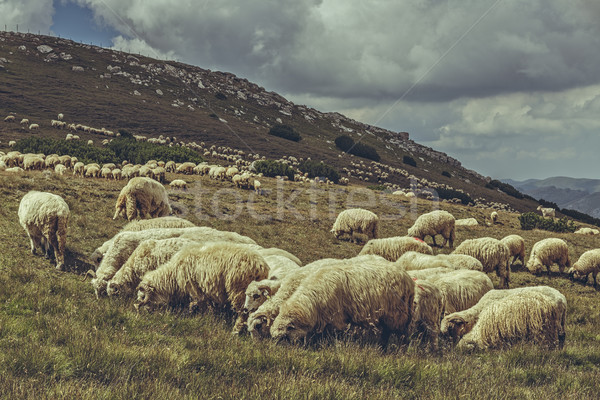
{"left": 1, "top": 169, "right": 600, "bottom": 399}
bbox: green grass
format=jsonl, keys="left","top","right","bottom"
{"left": 1, "top": 170, "right": 600, "bottom": 399}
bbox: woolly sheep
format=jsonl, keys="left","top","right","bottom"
{"left": 574, "top": 227, "right": 599, "bottom": 235}
{"left": 455, "top": 218, "right": 478, "bottom": 227}
{"left": 18, "top": 191, "right": 70, "bottom": 270}
{"left": 113, "top": 177, "right": 171, "bottom": 221}
{"left": 453, "top": 237, "right": 511, "bottom": 288}
{"left": 525, "top": 238, "right": 571, "bottom": 275}
{"left": 73, "top": 162, "right": 85, "bottom": 177}
{"left": 169, "top": 179, "right": 188, "bottom": 189}
{"left": 361, "top": 237, "right": 433, "bottom": 262}
{"left": 8, "top": 141, "right": 16, "bottom": 148}
{"left": 4, "top": 115, "right": 15, "bottom": 122}
{"left": 270, "top": 257, "right": 414, "bottom": 347}
{"left": 407, "top": 210, "right": 456, "bottom": 248}
{"left": 440, "top": 286, "right": 566, "bottom": 349}
{"left": 264, "top": 255, "right": 301, "bottom": 280}
{"left": 537, "top": 205, "right": 556, "bottom": 218}
{"left": 501, "top": 234, "right": 526, "bottom": 266}
{"left": 409, "top": 278, "right": 445, "bottom": 351}
{"left": 91, "top": 227, "right": 256, "bottom": 298}
{"left": 330, "top": 208, "right": 379, "bottom": 241}
{"left": 490, "top": 211, "right": 498, "bottom": 224}
{"left": 135, "top": 242, "right": 269, "bottom": 334}
{"left": 568, "top": 249, "right": 600, "bottom": 288}
{"left": 398, "top": 251, "right": 453, "bottom": 271}
{"left": 54, "top": 164, "right": 67, "bottom": 175}
{"left": 20, "top": 118, "right": 29, "bottom": 125}
{"left": 85, "top": 165, "right": 100, "bottom": 178}
{"left": 437, "top": 254, "right": 484, "bottom": 271}
{"left": 29, "top": 123, "right": 39, "bottom": 130}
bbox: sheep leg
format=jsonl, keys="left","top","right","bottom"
{"left": 593, "top": 272, "right": 598, "bottom": 289}
{"left": 430, "top": 235, "right": 438, "bottom": 247}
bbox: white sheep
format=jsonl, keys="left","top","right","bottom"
{"left": 29, "top": 123, "right": 39, "bottom": 130}
{"left": 574, "top": 227, "right": 599, "bottom": 235}
{"left": 135, "top": 242, "right": 269, "bottom": 334}
{"left": 397, "top": 251, "right": 453, "bottom": 271}
{"left": 452, "top": 237, "right": 511, "bottom": 288}
{"left": 437, "top": 254, "right": 484, "bottom": 271}
{"left": 407, "top": 210, "right": 456, "bottom": 248}
{"left": 409, "top": 277, "right": 445, "bottom": 351}
{"left": 330, "top": 208, "right": 379, "bottom": 241}
{"left": 490, "top": 211, "right": 498, "bottom": 224}
{"left": 525, "top": 238, "right": 571, "bottom": 275}
{"left": 57, "top": 113, "right": 64, "bottom": 120}
{"left": 455, "top": 218, "right": 478, "bottom": 227}
{"left": 360, "top": 237, "right": 433, "bottom": 262}
{"left": 18, "top": 191, "right": 70, "bottom": 270}
{"left": 113, "top": 177, "right": 172, "bottom": 221}
{"left": 270, "top": 256, "right": 415, "bottom": 347}
{"left": 73, "top": 162, "right": 85, "bottom": 177}
{"left": 568, "top": 249, "right": 600, "bottom": 288}
{"left": 501, "top": 234, "right": 526, "bottom": 266}
{"left": 169, "top": 179, "right": 188, "bottom": 190}
{"left": 8, "top": 140, "right": 16, "bottom": 148}
{"left": 264, "top": 255, "right": 301, "bottom": 280}
{"left": 4, "top": 115, "right": 15, "bottom": 122}
{"left": 54, "top": 164, "right": 67, "bottom": 175}
{"left": 537, "top": 205, "right": 556, "bottom": 218}
{"left": 20, "top": 118, "right": 29, "bottom": 126}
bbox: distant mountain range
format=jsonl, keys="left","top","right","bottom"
{"left": 504, "top": 177, "right": 600, "bottom": 218}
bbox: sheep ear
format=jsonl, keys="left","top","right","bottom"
{"left": 262, "top": 289, "right": 270, "bottom": 298}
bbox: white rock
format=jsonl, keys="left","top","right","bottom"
{"left": 37, "top": 45, "right": 53, "bottom": 54}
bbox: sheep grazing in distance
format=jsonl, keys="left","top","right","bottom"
{"left": 135, "top": 242, "right": 269, "bottom": 334}
{"left": 113, "top": 177, "right": 171, "bottom": 221}
{"left": 18, "top": 191, "right": 70, "bottom": 270}
{"left": 331, "top": 208, "right": 379, "bottom": 241}
{"left": 490, "top": 211, "right": 498, "bottom": 224}
{"left": 360, "top": 236, "right": 433, "bottom": 262}
{"left": 29, "top": 123, "right": 39, "bottom": 130}
{"left": 4, "top": 115, "right": 15, "bottom": 122}
{"left": 453, "top": 237, "right": 511, "bottom": 288}
{"left": 270, "top": 256, "right": 415, "bottom": 348}
{"left": 57, "top": 113, "right": 64, "bottom": 120}
{"left": 169, "top": 179, "right": 188, "bottom": 190}
{"left": 568, "top": 249, "right": 600, "bottom": 288}
{"left": 447, "top": 288, "right": 567, "bottom": 350}
{"left": 20, "top": 118, "right": 29, "bottom": 126}
{"left": 526, "top": 238, "right": 571, "bottom": 275}
{"left": 537, "top": 205, "right": 556, "bottom": 218}
{"left": 455, "top": 218, "right": 478, "bottom": 227}
{"left": 407, "top": 210, "right": 456, "bottom": 248}
{"left": 501, "top": 234, "right": 526, "bottom": 266}
{"left": 574, "top": 227, "right": 600, "bottom": 235}
{"left": 409, "top": 278, "right": 445, "bottom": 351}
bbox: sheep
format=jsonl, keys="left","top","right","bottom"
{"left": 20, "top": 118, "right": 29, "bottom": 126}
{"left": 537, "top": 205, "right": 556, "bottom": 218}
{"left": 264, "top": 254, "right": 301, "bottom": 280}
{"left": 501, "top": 234, "right": 526, "bottom": 266}
{"left": 269, "top": 256, "right": 415, "bottom": 347}
{"left": 568, "top": 249, "right": 600, "bottom": 288}
{"left": 253, "top": 179, "right": 262, "bottom": 195}
{"left": 113, "top": 177, "right": 171, "bottom": 221}
{"left": 408, "top": 277, "right": 445, "bottom": 351}
{"left": 525, "top": 238, "right": 571, "bottom": 275}
{"left": 8, "top": 140, "right": 16, "bottom": 148}
{"left": 452, "top": 237, "right": 511, "bottom": 288}
{"left": 169, "top": 179, "right": 188, "bottom": 190}
{"left": 398, "top": 251, "right": 453, "bottom": 271}
{"left": 490, "top": 211, "right": 498, "bottom": 224}
{"left": 57, "top": 113, "right": 64, "bottom": 120}
{"left": 85, "top": 165, "right": 100, "bottom": 178}
{"left": 29, "top": 123, "right": 39, "bottom": 130}
{"left": 330, "top": 208, "right": 379, "bottom": 241}
{"left": 4, "top": 115, "right": 15, "bottom": 122}
{"left": 91, "top": 227, "right": 256, "bottom": 298}
{"left": 73, "top": 162, "right": 85, "bottom": 177}
{"left": 135, "top": 242, "right": 269, "bottom": 333}
{"left": 437, "top": 254, "right": 484, "bottom": 271}
{"left": 440, "top": 286, "right": 566, "bottom": 349}
{"left": 455, "top": 218, "right": 478, "bottom": 227}
{"left": 89, "top": 216, "right": 196, "bottom": 266}
{"left": 574, "top": 227, "right": 599, "bottom": 235}
{"left": 256, "top": 247, "right": 302, "bottom": 267}
{"left": 18, "top": 191, "right": 70, "bottom": 270}
{"left": 112, "top": 168, "right": 122, "bottom": 180}
{"left": 54, "top": 164, "right": 67, "bottom": 175}
{"left": 360, "top": 236, "right": 433, "bottom": 262}
{"left": 407, "top": 210, "right": 456, "bottom": 248}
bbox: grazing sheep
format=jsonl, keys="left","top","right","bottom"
{"left": 169, "top": 179, "right": 188, "bottom": 190}
{"left": 243, "top": 279, "right": 283, "bottom": 316}
{"left": 526, "top": 238, "right": 571, "bottom": 275}
{"left": 407, "top": 210, "right": 456, "bottom": 248}
{"left": 54, "top": 164, "right": 67, "bottom": 175}
{"left": 453, "top": 237, "right": 511, "bottom": 288}
{"left": 256, "top": 248, "right": 302, "bottom": 267}
{"left": 135, "top": 242, "right": 269, "bottom": 334}
{"left": 501, "top": 234, "right": 526, "bottom": 266}
{"left": 85, "top": 165, "right": 100, "bottom": 178}
{"left": 537, "top": 205, "right": 556, "bottom": 218}
{"left": 73, "top": 162, "right": 85, "bottom": 177}
{"left": 455, "top": 218, "right": 478, "bottom": 227}
{"left": 448, "top": 289, "right": 567, "bottom": 350}
{"left": 331, "top": 208, "right": 379, "bottom": 241}
{"left": 574, "top": 227, "right": 600, "bottom": 235}
{"left": 490, "top": 211, "right": 498, "bottom": 224}
{"left": 264, "top": 255, "right": 301, "bottom": 280}
{"left": 20, "top": 118, "right": 29, "bottom": 126}
{"left": 57, "top": 113, "right": 64, "bottom": 120}
{"left": 4, "top": 115, "right": 15, "bottom": 122}
{"left": 29, "top": 123, "right": 39, "bottom": 130}
{"left": 568, "top": 249, "right": 600, "bottom": 288}
{"left": 89, "top": 216, "right": 196, "bottom": 267}
{"left": 437, "top": 254, "right": 484, "bottom": 271}
{"left": 91, "top": 227, "right": 256, "bottom": 298}
{"left": 270, "top": 257, "right": 414, "bottom": 347}
{"left": 361, "top": 237, "right": 433, "bottom": 262}
{"left": 409, "top": 278, "right": 445, "bottom": 351}
{"left": 113, "top": 177, "right": 171, "bottom": 221}
{"left": 398, "top": 251, "right": 453, "bottom": 271}
{"left": 8, "top": 140, "right": 16, "bottom": 148}
{"left": 18, "top": 191, "right": 70, "bottom": 270}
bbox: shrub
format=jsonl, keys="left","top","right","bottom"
{"left": 298, "top": 160, "right": 340, "bottom": 183}
{"left": 441, "top": 171, "right": 451, "bottom": 178}
{"left": 215, "top": 92, "right": 227, "bottom": 100}
{"left": 403, "top": 155, "right": 417, "bottom": 167}
{"left": 107, "top": 138, "right": 203, "bottom": 164}
{"left": 519, "top": 212, "right": 576, "bottom": 233}
{"left": 486, "top": 180, "right": 524, "bottom": 199}
{"left": 334, "top": 135, "right": 380, "bottom": 162}
{"left": 253, "top": 160, "right": 295, "bottom": 181}
{"left": 14, "top": 137, "right": 119, "bottom": 165}
{"left": 559, "top": 208, "right": 600, "bottom": 227}
{"left": 269, "top": 124, "right": 301, "bottom": 142}
{"left": 435, "top": 188, "right": 473, "bottom": 205}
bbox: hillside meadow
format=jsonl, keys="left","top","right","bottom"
{"left": 1, "top": 170, "right": 600, "bottom": 399}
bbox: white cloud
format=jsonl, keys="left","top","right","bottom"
{"left": 0, "top": 0, "right": 54, "bottom": 33}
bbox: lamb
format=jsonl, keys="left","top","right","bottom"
{"left": 407, "top": 210, "right": 456, "bottom": 248}
{"left": 568, "top": 249, "right": 600, "bottom": 288}
{"left": 537, "top": 205, "right": 556, "bottom": 218}
{"left": 269, "top": 256, "right": 415, "bottom": 347}
{"left": 440, "top": 286, "right": 566, "bottom": 350}
{"left": 113, "top": 177, "right": 172, "bottom": 221}
{"left": 525, "top": 238, "right": 571, "bottom": 275}
{"left": 408, "top": 277, "right": 445, "bottom": 351}
{"left": 169, "top": 179, "right": 188, "bottom": 190}
{"left": 452, "top": 237, "right": 511, "bottom": 288}
{"left": 360, "top": 237, "right": 433, "bottom": 262}
{"left": 330, "top": 208, "right": 379, "bottom": 241}
{"left": 18, "top": 191, "right": 70, "bottom": 270}
{"left": 91, "top": 227, "right": 256, "bottom": 298}
{"left": 135, "top": 242, "right": 269, "bottom": 334}
{"left": 500, "top": 234, "right": 526, "bottom": 266}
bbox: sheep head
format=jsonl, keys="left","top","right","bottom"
{"left": 91, "top": 277, "right": 109, "bottom": 299}
{"left": 440, "top": 315, "right": 473, "bottom": 342}
{"left": 243, "top": 281, "right": 275, "bottom": 313}
{"left": 248, "top": 313, "right": 272, "bottom": 339}
{"left": 134, "top": 283, "right": 155, "bottom": 311}
{"left": 270, "top": 314, "right": 309, "bottom": 345}
{"left": 106, "top": 281, "right": 121, "bottom": 297}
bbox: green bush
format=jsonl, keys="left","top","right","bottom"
{"left": 14, "top": 137, "right": 119, "bottom": 164}
{"left": 559, "top": 208, "right": 600, "bottom": 227}
{"left": 441, "top": 171, "right": 451, "bottom": 178}
{"left": 403, "top": 155, "right": 417, "bottom": 167}
{"left": 298, "top": 160, "right": 340, "bottom": 183}
{"left": 269, "top": 124, "right": 301, "bottom": 142}
{"left": 334, "top": 135, "right": 380, "bottom": 162}
{"left": 253, "top": 160, "right": 295, "bottom": 181}
{"left": 486, "top": 180, "right": 524, "bottom": 199}
{"left": 107, "top": 138, "right": 203, "bottom": 164}
{"left": 436, "top": 188, "right": 473, "bottom": 205}
{"left": 215, "top": 92, "right": 227, "bottom": 100}
{"left": 519, "top": 212, "right": 576, "bottom": 233}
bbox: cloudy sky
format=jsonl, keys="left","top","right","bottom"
{"left": 2, "top": 0, "right": 600, "bottom": 180}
